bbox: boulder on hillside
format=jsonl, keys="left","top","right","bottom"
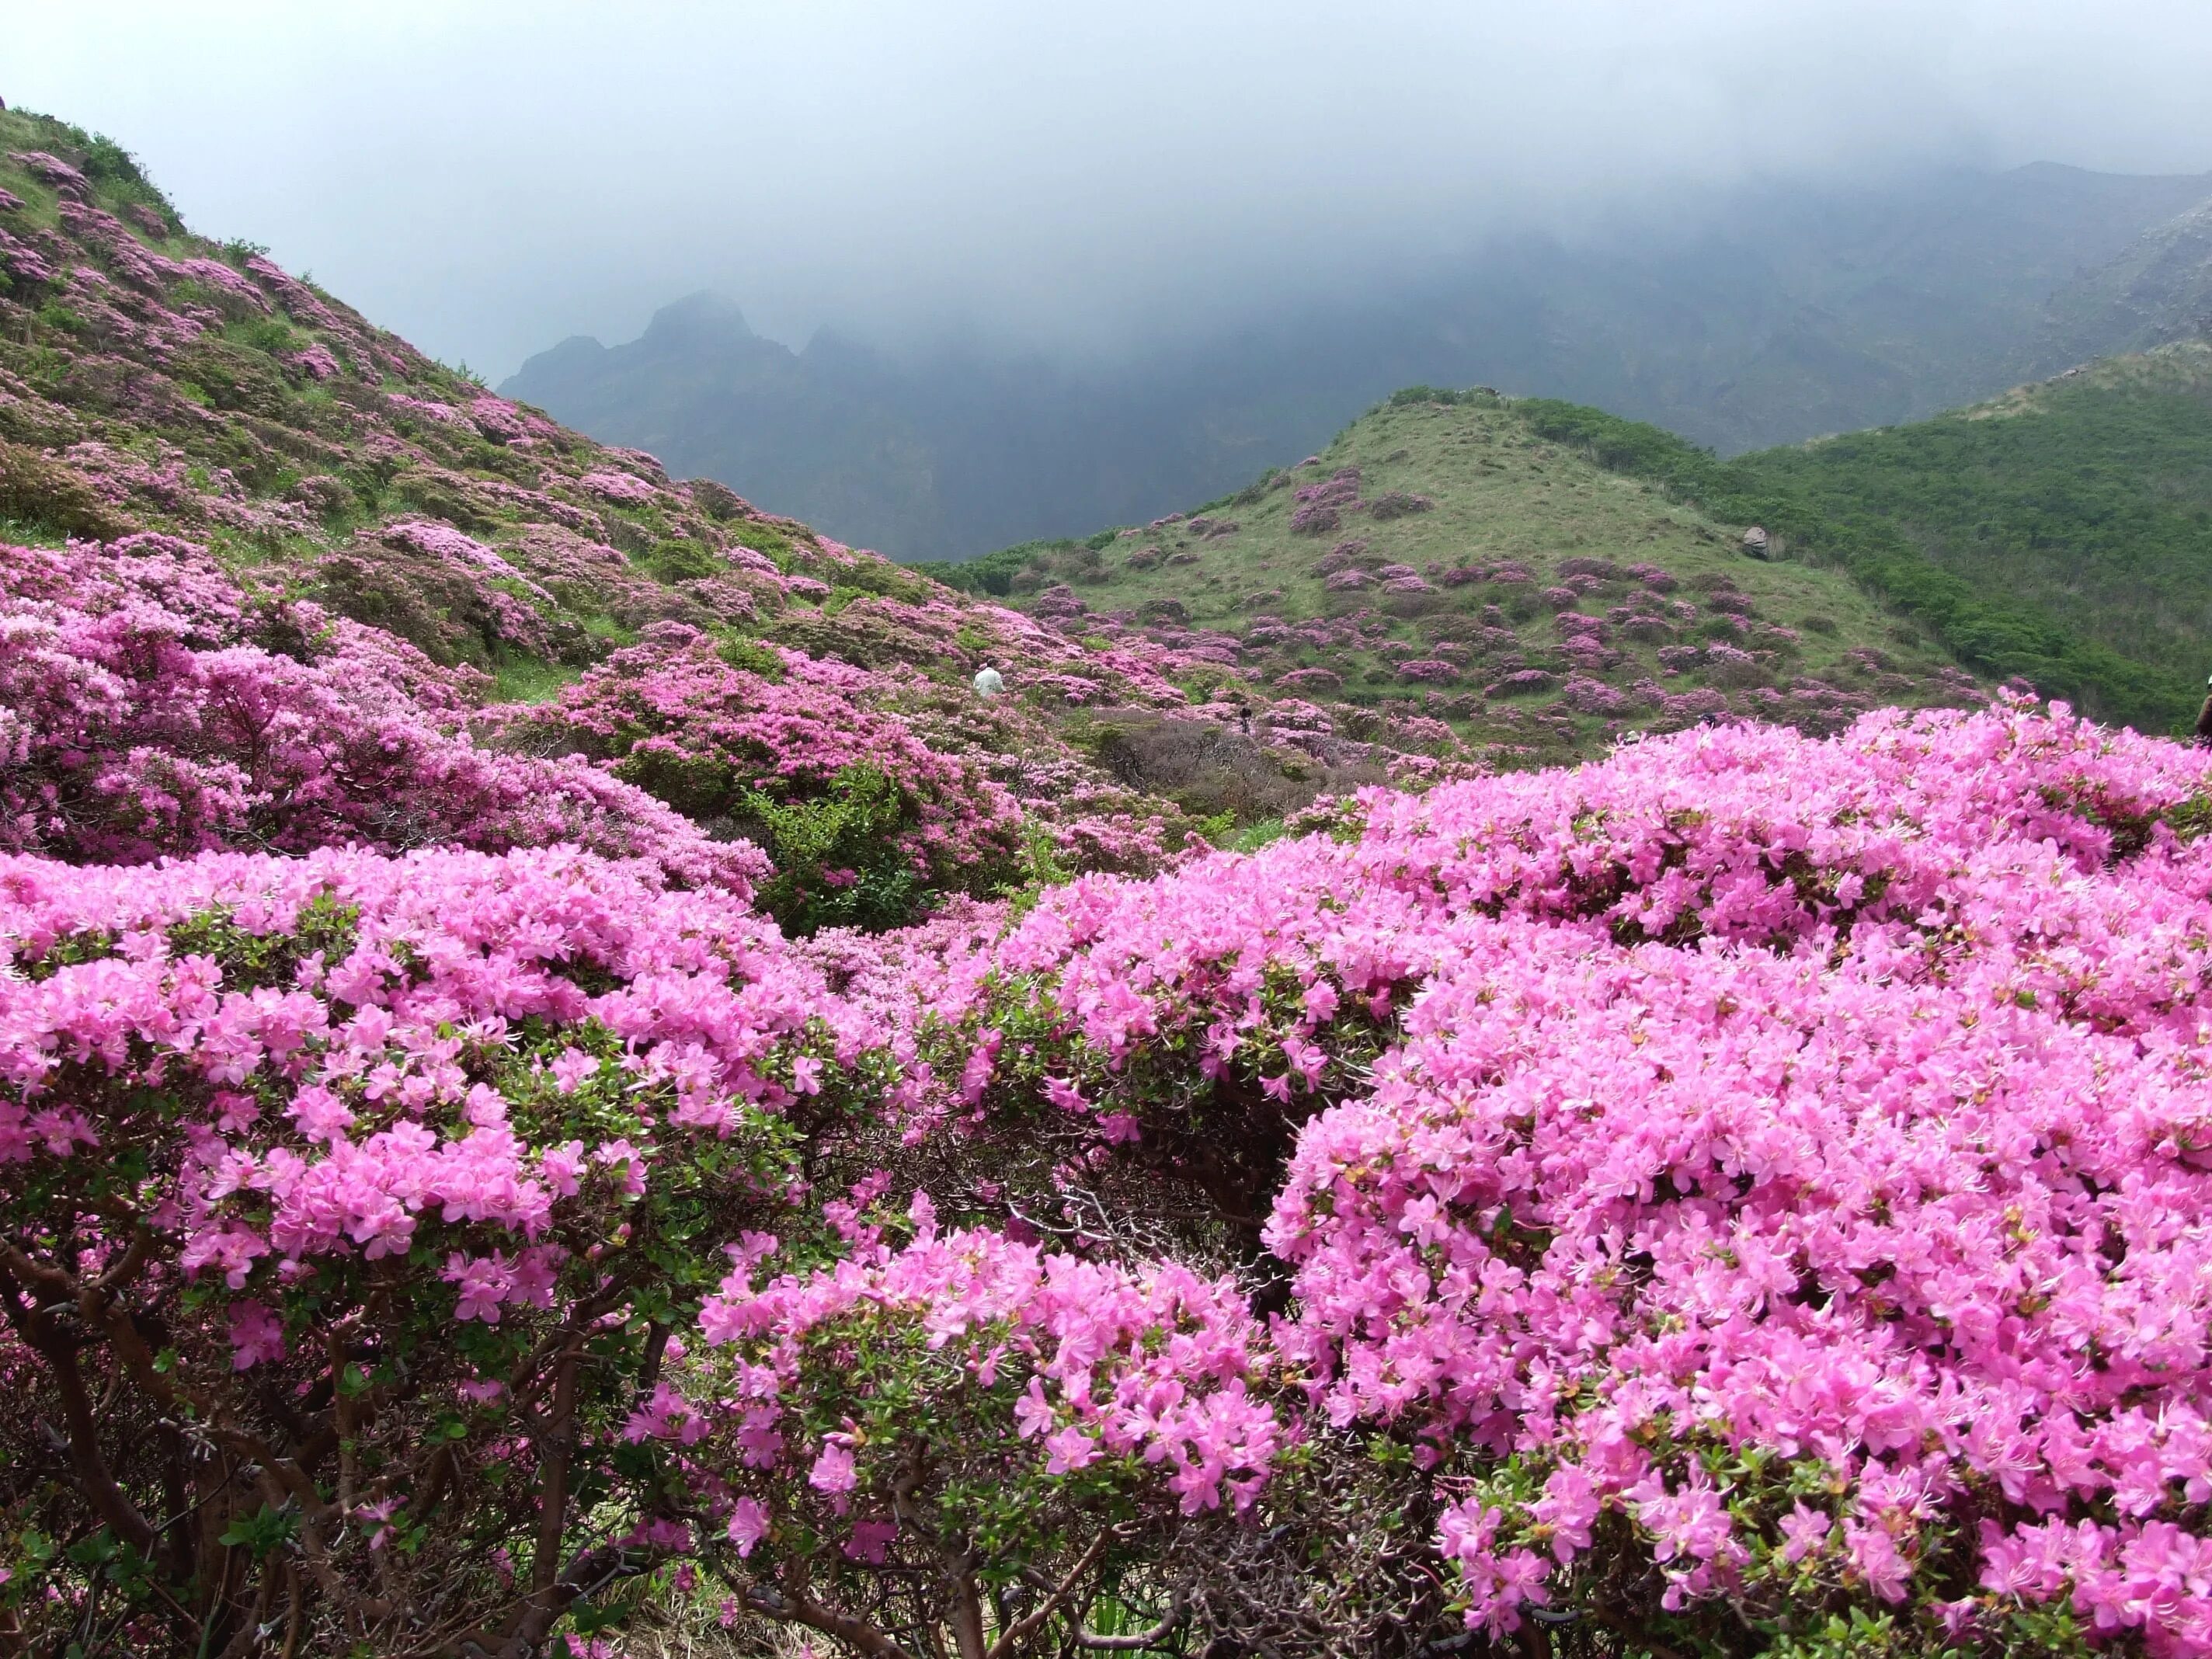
{"left": 1369, "top": 490, "right": 1435, "bottom": 520}
{"left": 1312, "top": 539, "right": 1373, "bottom": 576}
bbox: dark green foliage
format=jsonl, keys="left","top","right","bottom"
{"left": 689, "top": 477, "right": 748, "bottom": 520}
{"left": 388, "top": 467, "right": 496, "bottom": 533}
{"left": 1729, "top": 363, "right": 2212, "bottom": 729}
{"left": 743, "top": 764, "right": 928, "bottom": 935}
{"left": 35, "top": 300, "right": 87, "bottom": 337}
{"left": 913, "top": 537, "right": 1077, "bottom": 596}
{"left": 174, "top": 339, "right": 293, "bottom": 419}
{"left": 715, "top": 634, "right": 788, "bottom": 679}
{"left": 1516, "top": 395, "right": 2196, "bottom": 732}
{"left": 644, "top": 538, "right": 721, "bottom": 582}
{"left": 810, "top": 551, "right": 935, "bottom": 604}
{"left": 81, "top": 134, "right": 148, "bottom": 190}
{"left": 167, "top": 895, "right": 360, "bottom": 994}
{"left": 0, "top": 440, "right": 129, "bottom": 540}
{"left": 228, "top": 315, "right": 301, "bottom": 357}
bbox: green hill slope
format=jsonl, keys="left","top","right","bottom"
{"left": 927, "top": 391, "right": 1981, "bottom": 766}
{"left": 1723, "top": 344, "right": 2212, "bottom": 732}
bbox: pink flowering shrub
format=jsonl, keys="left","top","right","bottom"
{"left": 578, "top": 469, "right": 661, "bottom": 505}
{"left": 469, "top": 393, "right": 555, "bottom": 444}
{"left": 1561, "top": 673, "right": 1633, "bottom": 713}
{"left": 1396, "top": 657, "right": 1460, "bottom": 685}
{"left": 506, "top": 628, "right": 1026, "bottom": 930}
{"left": 653, "top": 1205, "right": 1285, "bottom": 1650}
{"left": 0, "top": 535, "right": 763, "bottom": 888}
{"left": 1488, "top": 668, "right": 1560, "bottom": 696}
{"left": 892, "top": 700, "right": 2212, "bottom": 1653}
{"left": 1294, "top": 468, "right": 1362, "bottom": 510}
{"left": 1270, "top": 891, "right": 2212, "bottom": 1648}
{"left": 16, "top": 696, "right": 2212, "bottom": 1654}
{"left": 385, "top": 392, "right": 471, "bottom": 427}
{"left": 0, "top": 843, "right": 874, "bottom": 1656}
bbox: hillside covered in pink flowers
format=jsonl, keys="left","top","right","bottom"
{"left": 11, "top": 106, "right": 2212, "bottom": 1659}
{"left": 940, "top": 391, "right": 1988, "bottom": 771}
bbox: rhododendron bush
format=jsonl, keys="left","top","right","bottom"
{"left": 0, "top": 846, "right": 871, "bottom": 1657}
{"left": 504, "top": 629, "right": 1030, "bottom": 934}
{"left": 15, "top": 698, "right": 2212, "bottom": 1656}
{"left": 0, "top": 536, "right": 763, "bottom": 890}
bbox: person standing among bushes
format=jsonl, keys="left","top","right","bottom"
{"left": 973, "top": 662, "right": 1004, "bottom": 697}
{"left": 2196, "top": 674, "right": 2212, "bottom": 746}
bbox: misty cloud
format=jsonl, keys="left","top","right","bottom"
{"left": 15, "top": 0, "right": 2212, "bottom": 377}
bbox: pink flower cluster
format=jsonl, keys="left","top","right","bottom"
{"left": 0, "top": 534, "right": 763, "bottom": 888}
{"left": 2, "top": 836, "right": 852, "bottom": 1233}
{"left": 506, "top": 628, "right": 1028, "bottom": 899}
{"left": 16, "top": 683, "right": 2212, "bottom": 1650}
{"left": 579, "top": 469, "right": 662, "bottom": 505}
{"left": 908, "top": 698, "right": 2212, "bottom": 1648}
{"left": 672, "top": 1209, "right": 1283, "bottom": 1559}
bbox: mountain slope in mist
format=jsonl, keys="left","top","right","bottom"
{"left": 2033, "top": 198, "right": 2212, "bottom": 369}
{"left": 504, "top": 162, "right": 2212, "bottom": 562}
{"left": 927, "top": 388, "right": 1980, "bottom": 770}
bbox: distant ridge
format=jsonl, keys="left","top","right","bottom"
{"left": 2033, "top": 199, "right": 2212, "bottom": 370}
{"left": 505, "top": 162, "right": 2212, "bottom": 561}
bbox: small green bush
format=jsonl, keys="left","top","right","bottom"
{"left": 82, "top": 133, "right": 151, "bottom": 191}
{"left": 0, "top": 440, "right": 128, "bottom": 539}
{"left": 645, "top": 539, "right": 721, "bottom": 582}
{"left": 744, "top": 764, "right": 925, "bottom": 935}
{"left": 174, "top": 339, "right": 293, "bottom": 419}
{"left": 715, "top": 635, "right": 787, "bottom": 680}
{"left": 36, "top": 300, "right": 89, "bottom": 337}
{"left": 228, "top": 316, "right": 300, "bottom": 356}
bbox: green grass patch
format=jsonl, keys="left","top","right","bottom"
{"left": 489, "top": 652, "right": 580, "bottom": 704}
{"left": 1519, "top": 351, "right": 2211, "bottom": 733}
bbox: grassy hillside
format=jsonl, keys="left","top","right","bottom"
{"left": 1723, "top": 346, "right": 2212, "bottom": 729}
{"left": 1463, "top": 364, "right": 2210, "bottom": 735}
{"left": 926, "top": 390, "right": 1980, "bottom": 766}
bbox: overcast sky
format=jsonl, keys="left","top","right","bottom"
{"left": 14, "top": 1, "right": 2212, "bottom": 377}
